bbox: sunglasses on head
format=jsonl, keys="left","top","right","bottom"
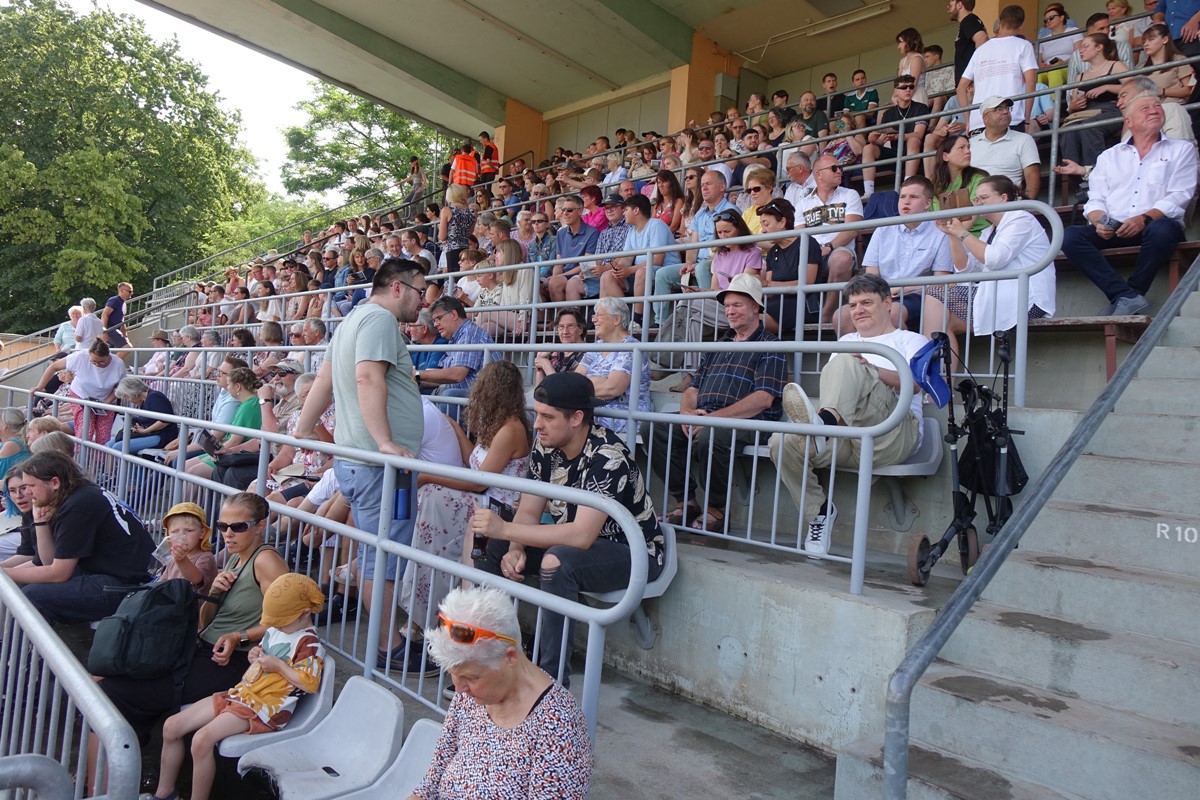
{"left": 216, "top": 520, "right": 258, "bottom": 533}
{"left": 436, "top": 613, "right": 519, "bottom": 645}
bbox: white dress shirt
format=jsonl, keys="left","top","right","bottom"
{"left": 862, "top": 220, "right": 952, "bottom": 281}
{"left": 960, "top": 210, "right": 1056, "bottom": 335}
{"left": 1084, "top": 134, "right": 1199, "bottom": 223}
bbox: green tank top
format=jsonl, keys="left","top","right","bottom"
{"left": 200, "top": 544, "right": 270, "bottom": 648}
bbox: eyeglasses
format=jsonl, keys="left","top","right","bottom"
{"left": 436, "top": 613, "right": 519, "bottom": 646}
{"left": 431, "top": 312, "right": 448, "bottom": 324}
{"left": 289, "top": 332, "right": 303, "bottom": 338}
{"left": 747, "top": 186, "right": 765, "bottom": 194}
{"left": 817, "top": 164, "right": 842, "bottom": 173}
{"left": 394, "top": 280, "right": 424, "bottom": 298}
{"left": 698, "top": 145, "right": 714, "bottom": 150}
{"left": 216, "top": 520, "right": 258, "bottom": 533}
{"left": 557, "top": 323, "right": 581, "bottom": 331}
{"left": 1043, "top": 12, "right": 1060, "bottom": 22}
{"left": 531, "top": 218, "right": 549, "bottom": 224}
{"left": 715, "top": 210, "right": 742, "bottom": 222}
{"left": 896, "top": 84, "right": 916, "bottom": 91}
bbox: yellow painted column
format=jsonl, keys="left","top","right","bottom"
{"left": 668, "top": 33, "right": 741, "bottom": 133}
{"left": 495, "top": 98, "right": 548, "bottom": 169}
{"left": 972, "top": 0, "right": 1040, "bottom": 35}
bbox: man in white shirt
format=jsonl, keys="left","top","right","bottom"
{"left": 841, "top": 176, "right": 951, "bottom": 333}
{"left": 957, "top": 5, "right": 1038, "bottom": 131}
{"left": 399, "top": 229, "right": 434, "bottom": 271}
{"left": 1060, "top": 93, "right": 1198, "bottom": 315}
{"left": 769, "top": 273, "right": 926, "bottom": 556}
{"left": 969, "top": 97, "right": 1042, "bottom": 198}
{"left": 782, "top": 151, "right": 815, "bottom": 208}
{"left": 697, "top": 138, "right": 732, "bottom": 186}
{"left": 796, "top": 154, "right": 864, "bottom": 323}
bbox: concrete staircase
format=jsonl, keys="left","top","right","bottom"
{"left": 834, "top": 294, "right": 1200, "bottom": 799}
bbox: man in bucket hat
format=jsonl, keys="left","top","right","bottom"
{"left": 649, "top": 274, "right": 786, "bottom": 532}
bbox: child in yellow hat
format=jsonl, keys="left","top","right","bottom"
{"left": 149, "top": 574, "right": 326, "bottom": 800}
{"left": 158, "top": 502, "right": 218, "bottom": 595}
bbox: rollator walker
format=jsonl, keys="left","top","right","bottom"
{"left": 906, "top": 330, "right": 1028, "bottom": 586}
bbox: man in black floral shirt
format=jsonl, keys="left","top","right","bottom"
{"left": 470, "top": 372, "right": 663, "bottom": 685}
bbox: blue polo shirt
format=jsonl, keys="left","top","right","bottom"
{"left": 691, "top": 199, "right": 738, "bottom": 260}
{"left": 556, "top": 222, "right": 599, "bottom": 260}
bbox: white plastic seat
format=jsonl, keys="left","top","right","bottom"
{"left": 872, "top": 416, "right": 943, "bottom": 477}
{"left": 218, "top": 655, "right": 336, "bottom": 759}
{"left": 581, "top": 523, "right": 678, "bottom": 649}
{"left": 237, "top": 675, "right": 404, "bottom": 799}
{"left": 338, "top": 717, "right": 443, "bottom": 799}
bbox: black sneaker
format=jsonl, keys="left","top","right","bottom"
{"left": 403, "top": 639, "right": 440, "bottom": 677}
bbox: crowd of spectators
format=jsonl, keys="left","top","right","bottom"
{"left": 7, "top": 4, "right": 1200, "bottom": 795}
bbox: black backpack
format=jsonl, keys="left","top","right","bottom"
{"left": 88, "top": 578, "right": 199, "bottom": 680}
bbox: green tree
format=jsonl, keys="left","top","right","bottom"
{"left": 281, "top": 82, "right": 456, "bottom": 201}
{"left": 0, "top": 0, "right": 261, "bottom": 332}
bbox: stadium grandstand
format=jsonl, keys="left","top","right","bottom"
{"left": 2, "top": 0, "right": 1200, "bottom": 797}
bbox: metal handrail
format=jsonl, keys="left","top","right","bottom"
{"left": 0, "top": 572, "right": 141, "bottom": 798}
{"left": 881, "top": 249, "right": 1200, "bottom": 799}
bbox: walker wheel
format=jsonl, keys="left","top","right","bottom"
{"left": 907, "top": 534, "right": 933, "bottom": 586}
{"left": 960, "top": 526, "right": 980, "bottom": 575}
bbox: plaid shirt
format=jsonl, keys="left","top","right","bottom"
{"left": 437, "top": 320, "right": 497, "bottom": 392}
{"left": 595, "top": 220, "right": 630, "bottom": 266}
{"left": 693, "top": 324, "right": 785, "bottom": 420}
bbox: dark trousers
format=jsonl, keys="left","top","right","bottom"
{"left": 477, "top": 536, "right": 659, "bottom": 685}
{"left": 1061, "top": 218, "right": 1184, "bottom": 302}
{"left": 650, "top": 421, "right": 755, "bottom": 511}
{"left": 100, "top": 645, "right": 252, "bottom": 744}
{"left": 22, "top": 571, "right": 139, "bottom": 625}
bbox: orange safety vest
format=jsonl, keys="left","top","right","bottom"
{"left": 479, "top": 142, "right": 498, "bottom": 175}
{"left": 450, "top": 152, "right": 478, "bottom": 185}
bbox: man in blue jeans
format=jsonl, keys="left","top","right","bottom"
{"left": 1060, "top": 92, "right": 1197, "bottom": 316}
{"left": 296, "top": 257, "right": 430, "bottom": 673}
{"left": 470, "top": 372, "right": 665, "bottom": 685}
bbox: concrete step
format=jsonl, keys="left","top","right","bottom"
{"left": 1024, "top": 499, "right": 1200, "bottom": 578}
{"left": 1082, "top": 411, "right": 1200, "bottom": 464}
{"left": 1179, "top": 291, "right": 1200, "bottom": 318}
{"left": 912, "top": 662, "right": 1200, "bottom": 800}
{"left": 981, "top": 548, "right": 1200, "bottom": 647}
{"left": 1054, "top": 453, "right": 1200, "bottom": 516}
{"left": 834, "top": 735, "right": 1083, "bottom": 800}
{"left": 1115, "top": 377, "right": 1200, "bottom": 416}
{"left": 1161, "top": 316, "right": 1200, "bottom": 346}
{"left": 941, "top": 601, "right": 1200, "bottom": 728}
{"left": 1134, "top": 345, "right": 1200, "bottom": 378}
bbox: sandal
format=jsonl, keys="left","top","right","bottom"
{"left": 669, "top": 374, "right": 693, "bottom": 393}
{"left": 661, "top": 502, "right": 697, "bottom": 526}
{"left": 692, "top": 508, "right": 725, "bottom": 532}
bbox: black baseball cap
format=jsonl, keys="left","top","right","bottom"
{"left": 534, "top": 372, "right": 599, "bottom": 410}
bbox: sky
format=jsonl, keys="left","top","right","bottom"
{"left": 64, "top": 0, "right": 315, "bottom": 196}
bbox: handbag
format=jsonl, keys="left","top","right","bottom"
{"left": 215, "top": 451, "right": 258, "bottom": 468}
{"left": 938, "top": 188, "right": 971, "bottom": 211}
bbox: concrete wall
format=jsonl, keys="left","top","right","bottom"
{"left": 614, "top": 406, "right": 1083, "bottom": 751}
{"left": 546, "top": 86, "right": 671, "bottom": 156}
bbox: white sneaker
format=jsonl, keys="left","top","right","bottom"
{"left": 805, "top": 503, "right": 836, "bottom": 557}
{"left": 782, "top": 382, "right": 826, "bottom": 456}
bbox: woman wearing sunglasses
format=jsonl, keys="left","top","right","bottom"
{"left": 91, "top": 493, "right": 288, "bottom": 777}
{"left": 413, "top": 586, "right": 592, "bottom": 800}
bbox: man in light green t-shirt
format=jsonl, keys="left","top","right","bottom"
{"left": 296, "top": 257, "right": 427, "bottom": 670}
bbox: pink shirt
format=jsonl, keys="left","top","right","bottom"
{"left": 712, "top": 247, "right": 763, "bottom": 290}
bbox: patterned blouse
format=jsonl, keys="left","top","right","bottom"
{"left": 414, "top": 682, "right": 592, "bottom": 800}
{"left": 578, "top": 336, "right": 652, "bottom": 434}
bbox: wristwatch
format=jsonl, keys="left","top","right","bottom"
{"left": 414, "top": 370, "right": 421, "bottom": 382}
{"left": 259, "top": 398, "right": 270, "bottom": 405}
{"left": 238, "top": 631, "right": 250, "bottom": 645}
{"left": 1141, "top": 213, "right": 1153, "bottom": 227}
